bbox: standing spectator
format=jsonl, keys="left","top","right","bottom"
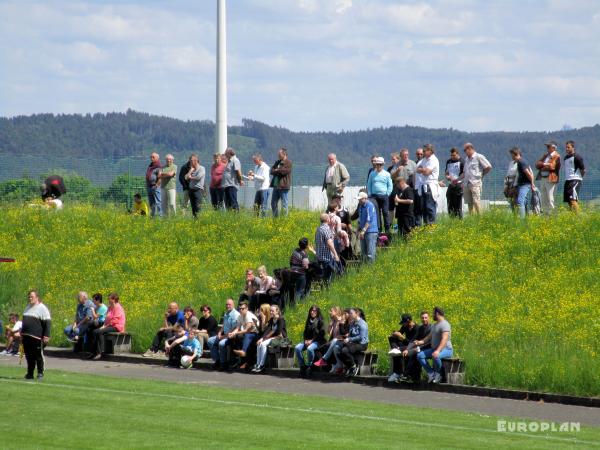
{"left": 509, "top": 147, "right": 535, "bottom": 218}
{"left": 245, "top": 153, "right": 271, "bottom": 217}
{"left": 145, "top": 152, "right": 163, "bottom": 217}
{"left": 356, "top": 192, "right": 378, "bottom": 263}
{"left": 445, "top": 148, "right": 464, "bottom": 218}
{"left": 90, "top": 292, "right": 125, "bottom": 361}
{"left": 183, "top": 306, "right": 199, "bottom": 332}
{"left": 365, "top": 154, "right": 380, "bottom": 185}
{"left": 208, "top": 298, "right": 240, "bottom": 370}
{"left": 338, "top": 308, "right": 369, "bottom": 378}
{"left": 185, "top": 154, "right": 206, "bottom": 218}
{"left": 63, "top": 291, "right": 94, "bottom": 344}
{"left": 179, "top": 155, "right": 193, "bottom": 211}
{"left": 222, "top": 148, "right": 243, "bottom": 211}
{"left": 21, "top": 291, "right": 51, "bottom": 380}
{"left": 196, "top": 305, "right": 218, "bottom": 354}
{"left": 393, "top": 178, "right": 415, "bottom": 238}
{"left": 322, "top": 153, "right": 350, "bottom": 203}
{"left": 535, "top": 141, "right": 561, "bottom": 214}
{"left": 230, "top": 301, "right": 259, "bottom": 370}
{"left": 314, "top": 214, "right": 341, "bottom": 283}
{"left": 387, "top": 314, "right": 419, "bottom": 383}
{"left": 270, "top": 147, "right": 292, "bottom": 216}
{"left": 295, "top": 305, "right": 326, "bottom": 378}
{"left": 563, "top": 140, "right": 585, "bottom": 212}
{"left": 131, "top": 193, "right": 149, "bottom": 216}
{"left": 1, "top": 313, "right": 22, "bottom": 355}
{"left": 415, "top": 147, "right": 424, "bottom": 163}
{"left": 461, "top": 143, "right": 492, "bottom": 215}
{"left": 143, "top": 302, "right": 185, "bottom": 357}
{"left": 366, "top": 157, "right": 393, "bottom": 234}
{"left": 253, "top": 305, "right": 287, "bottom": 373}
{"left": 159, "top": 154, "right": 178, "bottom": 216}
{"left": 209, "top": 153, "right": 226, "bottom": 209}
{"left": 414, "top": 144, "right": 440, "bottom": 225}
{"left": 415, "top": 306, "right": 453, "bottom": 384}
{"left": 396, "top": 148, "right": 417, "bottom": 187}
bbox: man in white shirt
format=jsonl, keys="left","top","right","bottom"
{"left": 461, "top": 143, "right": 492, "bottom": 214}
{"left": 414, "top": 144, "right": 440, "bottom": 225}
{"left": 245, "top": 154, "right": 271, "bottom": 217}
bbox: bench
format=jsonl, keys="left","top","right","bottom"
{"left": 267, "top": 344, "right": 295, "bottom": 369}
{"left": 356, "top": 351, "right": 378, "bottom": 376}
{"left": 442, "top": 357, "right": 465, "bottom": 384}
{"left": 344, "top": 259, "right": 361, "bottom": 271}
{"left": 104, "top": 332, "right": 132, "bottom": 355}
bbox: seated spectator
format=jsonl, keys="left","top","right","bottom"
{"left": 63, "top": 291, "right": 94, "bottom": 344}
{"left": 183, "top": 306, "right": 199, "bottom": 331}
{"left": 165, "top": 325, "right": 200, "bottom": 368}
{"left": 336, "top": 308, "right": 369, "bottom": 378}
{"left": 89, "top": 292, "right": 126, "bottom": 360}
{"left": 196, "top": 305, "right": 218, "bottom": 354}
{"left": 288, "top": 238, "right": 314, "bottom": 305}
{"left": 387, "top": 313, "right": 419, "bottom": 383}
{"left": 314, "top": 306, "right": 348, "bottom": 372}
{"left": 231, "top": 301, "right": 259, "bottom": 370}
{"left": 295, "top": 305, "right": 326, "bottom": 378}
{"left": 253, "top": 305, "right": 287, "bottom": 373}
{"left": 238, "top": 269, "right": 260, "bottom": 311}
{"left": 256, "top": 303, "right": 271, "bottom": 335}
{"left": 132, "top": 193, "right": 149, "bottom": 216}
{"left": 143, "top": 302, "right": 185, "bottom": 357}
{"left": 1, "top": 313, "right": 22, "bottom": 355}
{"left": 399, "top": 310, "right": 432, "bottom": 382}
{"left": 90, "top": 293, "right": 108, "bottom": 328}
{"left": 256, "top": 266, "right": 278, "bottom": 305}
{"left": 415, "top": 306, "right": 453, "bottom": 384}
{"left": 208, "top": 298, "right": 240, "bottom": 370}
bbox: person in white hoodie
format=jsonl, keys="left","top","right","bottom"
{"left": 414, "top": 144, "right": 440, "bottom": 225}
{"left": 245, "top": 154, "right": 271, "bottom": 217}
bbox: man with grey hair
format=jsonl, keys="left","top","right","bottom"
{"left": 63, "top": 291, "right": 94, "bottom": 344}
{"left": 322, "top": 153, "right": 350, "bottom": 203}
{"left": 222, "top": 148, "right": 243, "bottom": 211}
{"left": 185, "top": 154, "right": 206, "bottom": 218}
{"left": 461, "top": 142, "right": 492, "bottom": 214}
{"left": 145, "top": 152, "right": 163, "bottom": 217}
{"left": 159, "top": 154, "right": 178, "bottom": 216}
{"left": 245, "top": 153, "right": 271, "bottom": 217}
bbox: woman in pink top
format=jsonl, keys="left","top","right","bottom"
{"left": 90, "top": 292, "right": 126, "bottom": 360}
{"left": 209, "top": 153, "right": 226, "bottom": 209}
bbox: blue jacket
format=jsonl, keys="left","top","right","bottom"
{"left": 367, "top": 170, "right": 393, "bottom": 196}
{"left": 358, "top": 200, "right": 379, "bottom": 234}
{"left": 348, "top": 318, "right": 369, "bottom": 345}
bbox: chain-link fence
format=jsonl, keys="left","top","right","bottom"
{"left": 1, "top": 155, "right": 598, "bottom": 210}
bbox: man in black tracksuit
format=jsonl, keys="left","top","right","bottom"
{"left": 21, "top": 290, "right": 52, "bottom": 380}
{"left": 445, "top": 148, "right": 464, "bottom": 218}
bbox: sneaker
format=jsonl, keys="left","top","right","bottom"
{"left": 256, "top": 366, "right": 265, "bottom": 373}
{"left": 432, "top": 372, "right": 442, "bottom": 384}
{"left": 142, "top": 350, "right": 155, "bottom": 358}
{"left": 388, "top": 348, "right": 402, "bottom": 356}
{"left": 0, "top": 350, "right": 9, "bottom": 355}
{"left": 345, "top": 366, "right": 357, "bottom": 378}
{"left": 351, "top": 365, "right": 360, "bottom": 377}
{"left": 387, "top": 373, "right": 400, "bottom": 383}
{"left": 314, "top": 358, "right": 328, "bottom": 367}
{"left": 329, "top": 365, "right": 339, "bottom": 374}
{"left": 37, "top": 373, "right": 44, "bottom": 381}
{"left": 398, "top": 374, "right": 409, "bottom": 383}
{"left": 92, "top": 353, "right": 102, "bottom": 361}
{"left": 154, "top": 351, "right": 166, "bottom": 359}
{"left": 427, "top": 372, "right": 435, "bottom": 383}
{"left": 24, "top": 374, "right": 34, "bottom": 380}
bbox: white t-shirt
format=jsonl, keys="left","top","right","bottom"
{"left": 11, "top": 320, "right": 22, "bottom": 332}
{"left": 237, "top": 311, "right": 258, "bottom": 333}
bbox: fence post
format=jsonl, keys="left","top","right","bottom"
{"left": 127, "top": 157, "right": 132, "bottom": 210}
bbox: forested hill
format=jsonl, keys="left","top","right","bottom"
{"left": 1, "top": 109, "right": 598, "bottom": 172}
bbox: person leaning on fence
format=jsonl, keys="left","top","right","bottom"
{"left": 270, "top": 147, "right": 292, "bottom": 217}
{"left": 208, "top": 298, "right": 240, "bottom": 370}
{"left": 322, "top": 153, "right": 350, "bottom": 204}
{"left": 356, "top": 192, "right": 379, "bottom": 263}
{"left": 245, "top": 153, "right": 271, "bottom": 217}
{"left": 185, "top": 154, "right": 206, "bottom": 219}
{"left": 196, "top": 305, "right": 218, "bottom": 354}
{"left": 143, "top": 302, "right": 185, "bottom": 357}
{"left": 295, "top": 305, "right": 326, "bottom": 378}
{"left": 89, "top": 292, "right": 125, "bottom": 361}
{"left": 209, "top": 153, "right": 226, "bottom": 210}
{"left": 509, "top": 147, "right": 535, "bottom": 219}
{"left": 1, "top": 312, "right": 22, "bottom": 355}
{"left": 415, "top": 306, "right": 453, "bottom": 384}
{"left": 535, "top": 141, "right": 561, "bottom": 214}
{"left": 314, "top": 306, "right": 348, "bottom": 373}
{"left": 253, "top": 304, "right": 287, "bottom": 373}
{"left": 315, "top": 214, "right": 341, "bottom": 283}
{"left": 387, "top": 313, "right": 419, "bottom": 383}
{"left": 338, "top": 307, "right": 369, "bottom": 378}
{"left": 563, "top": 140, "right": 585, "bottom": 213}
{"left": 159, "top": 154, "right": 177, "bottom": 217}
{"left": 21, "top": 291, "right": 51, "bottom": 380}
{"left": 63, "top": 291, "right": 94, "bottom": 344}
{"left": 132, "top": 193, "right": 149, "bottom": 216}
{"left": 145, "top": 152, "right": 163, "bottom": 217}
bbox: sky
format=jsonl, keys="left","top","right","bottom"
{"left": 1, "top": 0, "right": 599, "bottom": 132}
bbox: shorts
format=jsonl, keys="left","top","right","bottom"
{"left": 564, "top": 180, "right": 582, "bottom": 203}
{"left": 463, "top": 183, "right": 481, "bottom": 206}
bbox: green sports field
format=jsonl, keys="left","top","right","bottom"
{"left": 0, "top": 366, "right": 597, "bottom": 449}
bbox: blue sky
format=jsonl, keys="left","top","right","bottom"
{"left": 1, "top": 0, "right": 599, "bottom": 132}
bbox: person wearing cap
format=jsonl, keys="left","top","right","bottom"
{"left": 460, "top": 143, "right": 492, "bottom": 215}
{"left": 445, "top": 148, "right": 464, "bottom": 218}
{"left": 535, "top": 141, "right": 561, "bottom": 214}
{"left": 387, "top": 314, "right": 419, "bottom": 383}
{"left": 356, "top": 191, "right": 379, "bottom": 263}
{"left": 322, "top": 153, "right": 350, "bottom": 204}
{"left": 414, "top": 144, "right": 440, "bottom": 225}
{"left": 366, "top": 157, "right": 393, "bottom": 234}
{"left": 415, "top": 306, "right": 453, "bottom": 384}
{"left": 563, "top": 140, "right": 585, "bottom": 212}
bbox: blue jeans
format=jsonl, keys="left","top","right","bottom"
{"left": 322, "top": 338, "right": 341, "bottom": 361}
{"left": 208, "top": 335, "right": 220, "bottom": 362}
{"left": 360, "top": 232, "right": 378, "bottom": 263}
{"left": 64, "top": 324, "right": 88, "bottom": 340}
{"left": 254, "top": 189, "right": 270, "bottom": 217}
{"left": 240, "top": 333, "right": 257, "bottom": 353}
{"left": 370, "top": 194, "right": 390, "bottom": 232}
{"left": 295, "top": 341, "right": 319, "bottom": 367}
{"left": 224, "top": 186, "right": 239, "bottom": 211}
{"left": 209, "top": 187, "right": 224, "bottom": 209}
{"left": 516, "top": 184, "right": 531, "bottom": 218}
{"left": 147, "top": 186, "right": 162, "bottom": 217}
{"left": 417, "top": 347, "right": 453, "bottom": 375}
{"left": 271, "top": 188, "right": 289, "bottom": 217}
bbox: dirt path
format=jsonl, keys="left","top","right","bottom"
{"left": 1, "top": 354, "right": 598, "bottom": 427}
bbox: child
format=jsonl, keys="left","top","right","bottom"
{"left": 132, "top": 193, "right": 149, "bottom": 216}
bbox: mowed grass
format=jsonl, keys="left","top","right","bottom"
{"left": 0, "top": 366, "right": 597, "bottom": 449}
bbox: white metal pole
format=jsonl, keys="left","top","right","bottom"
{"left": 216, "top": 0, "right": 228, "bottom": 155}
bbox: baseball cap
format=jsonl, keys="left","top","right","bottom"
{"left": 374, "top": 157, "right": 385, "bottom": 165}
{"left": 356, "top": 192, "right": 368, "bottom": 200}
{"left": 332, "top": 193, "right": 343, "bottom": 199}
{"left": 545, "top": 141, "right": 558, "bottom": 148}
{"left": 399, "top": 313, "right": 412, "bottom": 324}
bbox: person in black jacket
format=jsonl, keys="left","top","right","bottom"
{"left": 294, "top": 305, "right": 325, "bottom": 378}
{"left": 21, "top": 290, "right": 51, "bottom": 380}
{"left": 400, "top": 310, "right": 432, "bottom": 382}
{"left": 196, "top": 305, "right": 218, "bottom": 355}
{"left": 178, "top": 155, "right": 192, "bottom": 211}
